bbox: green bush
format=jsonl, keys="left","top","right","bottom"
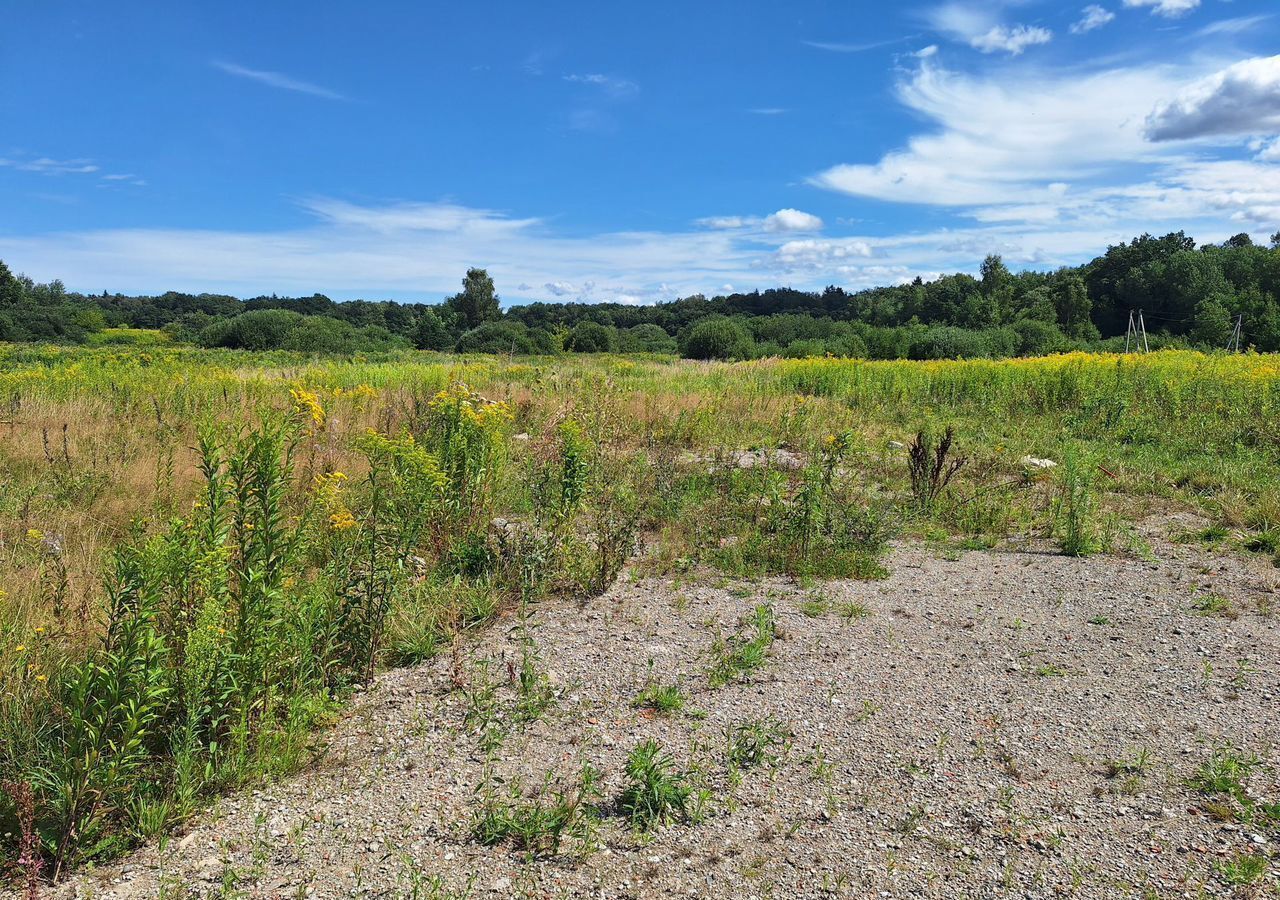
{"left": 681, "top": 317, "right": 754, "bottom": 360}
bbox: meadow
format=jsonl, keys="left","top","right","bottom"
{"left": 2, "top": 345, "right": 1279, "bottom": 886}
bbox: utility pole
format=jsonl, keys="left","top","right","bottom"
{"left": 1124, "top": 310, "right": 1149, "bottom": 353}
{"left": 1225, "top": 314, "right": 1243, "bottom": 352}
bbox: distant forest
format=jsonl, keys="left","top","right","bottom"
{"left": 3, "top": 230, "right": 1280, "bottom": 359}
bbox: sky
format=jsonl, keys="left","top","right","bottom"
{"left": 2, "top": 0, "right": 1279, "bottom": 305}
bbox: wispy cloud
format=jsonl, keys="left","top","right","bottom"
{"left": 0, "top": 156, "right": 99, "bottom": 175}
{"left": 212, "top": 61, "right": 346, "bottom": 101}
{"left": 747, "top": 107, "right": 787, "bottom": 116}
{"left": 1070, "top": 5, "right": 1115, "bottom": 35}
{"left": 100, "top": 173, "right": 146, "bottom": 187}
{"left": 802, "top": 36, "right": 918, "bottom": 53}
{"left": 1196, "top": 15, "right": 1273, "bottom": 38}
{"left": 563, "top": 73, "right": 639, "bottom": 97}
{"left": 1122, "top": 0, "right": 1199, "bottom": 18}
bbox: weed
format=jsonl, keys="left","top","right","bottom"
{"left": 617, "top": 740, "right": 693, "bottom": 829}
{"left": 708, "top": 604, "right": 776, "bottom": 687}
{"left": 1102, "top": 748, "right": 1151, "bottom": 779}
{"left": 1189, "top": 748, "right": 1260, "bottom": 801}
{"left": 1191, "top": 593, "right": 1238, "bottom": 619}
{"left": 838, "top": 601, "right": 871, "bottom": 621}
{"left": 633, "top": 682, "right": 686, "bottom": 715}
{"left": 472, "top": 763, "right": 602, "bottom": 857}
{"left": 725, "top": 718, "right": 790, "bottom": 772}
{"left": 906, "top": 426, "right": 966, "bottom": 514}
{"left": 1054, "top": 448, "right": 1103, "bottom": 557}
{"left": 1214, "top": 853, "right": 1268, "bottom": 888}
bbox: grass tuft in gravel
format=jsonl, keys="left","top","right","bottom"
{"left": 707, "top": 603, "right": 776, "bottom": 688}
{"left": 617, "top": 741, "right": 694, "bottom": 830}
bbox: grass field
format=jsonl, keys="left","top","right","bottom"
{"left": 2, "top": 346, "right": 1279, "bottom": 884}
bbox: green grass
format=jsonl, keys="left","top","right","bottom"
{"left": 632, "top": 682, "right": 686, "bottom": 715}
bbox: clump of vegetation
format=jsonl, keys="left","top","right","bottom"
{"left": 633, "top": 682, "right": 686, "bottom": 715}
{"left": 725, "top": 718, "right": 790, "bottom": 772}
{"left": 1053, "top": 448, "right": 1104, "bottom": 557}
{"left": 471, "top": 763, "right": 602, "bottom": 857}
{"left": 906, "top": 426, "right": 967, "bottom": 515}
{"left": 617, "top": 741, "right": 694, "bottom": 830}
{"left": 708, "top": 604, "right": 777, "bottom": 688}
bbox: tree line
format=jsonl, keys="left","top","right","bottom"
{"left": 3, "top": 230, "right": 1280, "bottom": 359}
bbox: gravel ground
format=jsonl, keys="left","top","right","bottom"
{"left": 30, "top": 518, "right": 1280, "bottom": 899}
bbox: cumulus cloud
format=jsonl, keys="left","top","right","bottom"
{"left": 544, "top": 281, "right": 575, "bottom": 296}
{"left": 763, "top": 209, "right": 824, "bottom": 232}
{"left": 809, "top": 54, "right": 1280, "bottom": 233}
{"left": 970, "top": 25, "right": 1052, "bottom": 55}
{"left": 1122, "top": 0, "right": 1198, "bottom": 17}
{"left": 926, "top": 4, "right": 1051, "bottom": 55}
{"left": 1070, "top": 5, "right": 1115, "bottom": 35}
{"left": 1145, "top": 55, "right": 1280, "bottom": 141}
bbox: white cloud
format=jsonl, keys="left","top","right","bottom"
{"left": 747, "top": 107, "right": 788, "bottom": 115}
{"left": 1122, "top": 0, "right": 1199, "bottom": 18}
{"left": 1258, "top": 138, "right": 1280, "bottom": 162}
{"left": 697, "top": 216, "right": 756, "bottom": 229}
{"left": 563, "top": 73, "right": 639, "bottom": 97}
{"left": 0, "top": 194, "right": 1268, "bottom": 302}
{"left": 1145, "top": 55, "right": 1280, "bottom": 141}
{"left": 802, "top": 36, "right": 915, "bottom": 53}
{"left": 1197, "top": 15, "right": 1273, "bottom": 38}
{"left": 0, "top": 156, "right": 99, "bottom": 175}
{"left": 300, "top": 198, "right": 539, "bottom": 234}
{"left": 1070, "top": 5, "right": 1115, "bottom": 35}
{"left": 697, "top": 210, "right": 825, "bottom": 232}
{"left": 212, "top": 61, "right": 346, "bottom": 101}
{"left": 763, "top": 209, "right": 824, "bottom": 232}
{"left": 926, "top": 4, "right": 1051, "bottom": 56}
{"left": 970, "top": 25, "right": 1052, "bottom": 55}
{"left": 810, "top": 54, "right": 1280, "bottom": 238}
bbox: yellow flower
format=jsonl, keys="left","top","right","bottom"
{"left": 329, "top": 510, "right": 358, "bottom": 531}
{"left": 36, "top": 674, "right": 47, "bottom": 683}
{"left": 290, "top": 387, "right": 326, "bottom": 428}
{"left": 25, "top": 529, "right": 44, "bottom": 542}
{"left": 34, "top": 626, "right": 44, "bottom": 635}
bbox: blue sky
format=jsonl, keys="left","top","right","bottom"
{"left": 2, "top": 0, "right": 1279, "bottom": 304}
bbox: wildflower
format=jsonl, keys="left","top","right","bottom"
{"left": 15, "top": 645, "right": 26, "bottom": 653}
{"left": 290, "top": 387, "right": 326, "bottom": 429}
{"left": 33, "top": 626, "right": 44, "bottom": 635}
{"left": 329, "top": 510, "right": 358, "bottom": 531}
{"left": 35, "top": 674, "right": 47, "bottom": 683}
{"left": 25, "top": 529, "right": 43, "bottom": 542}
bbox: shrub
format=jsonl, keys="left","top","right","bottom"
{"left": 617, "top": 324, "right": 677, "bottom": 355}
{"left": 564, "top": 321, "right": 618, "bottom": 353}
{"left": 681, "top": 317, "right": 754, "bottom": 360}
